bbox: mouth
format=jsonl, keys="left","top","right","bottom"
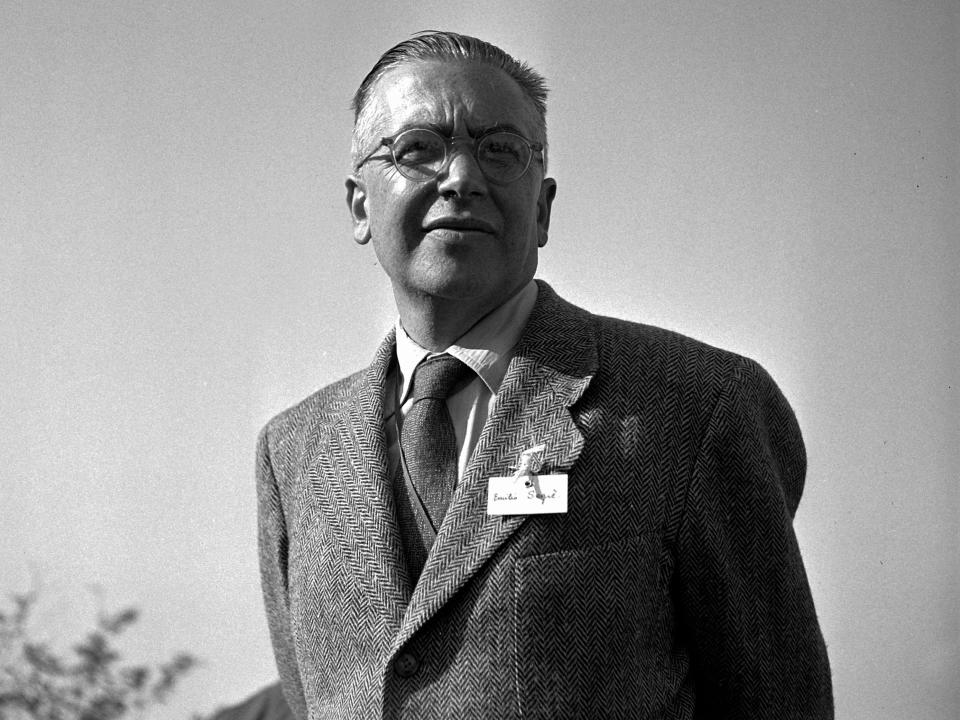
{"left": 422, "top": 217, "right": 497, "bottom": 235}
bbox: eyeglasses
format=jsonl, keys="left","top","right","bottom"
{"left": 355, "top": 127, "right": 544, "bottom": 185}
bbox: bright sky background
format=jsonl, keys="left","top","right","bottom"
{"left": 2, "top": 2, "right": 957, "bottom": 719}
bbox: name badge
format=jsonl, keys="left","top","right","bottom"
{"left": 486, "top": 474, "right": 568, "bottom": 515}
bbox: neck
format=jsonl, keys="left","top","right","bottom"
{"left": 393, "top": 289, "right": 515, "bottom": 352}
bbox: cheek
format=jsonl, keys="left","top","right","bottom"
{"left": 502, "top": 196, "right": 541, "bottom": 243}
{"left": 499, "top": 182, "right": 540, "bottom": 220}
{"left": 367, "top": 181, "right": 427, "bottom": 239}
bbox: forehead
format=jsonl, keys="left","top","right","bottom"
{"left": 367, "top": 59, "right": 539, "bottom": 137}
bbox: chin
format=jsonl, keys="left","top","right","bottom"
{"left": 402, "top": 255, "right": 534, "bottom": 307}
{"left": 415, "top": 270, "right": 494, "bottom": 301}
{"left": 428, "top": 277, "right": 489, "bottom": 301}
{"left": 434, "top": 275, "right": 526, "bottom": 309}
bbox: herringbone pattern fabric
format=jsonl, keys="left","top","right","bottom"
{"left": 257, "top": 282, "right": 833, "bottom": 720}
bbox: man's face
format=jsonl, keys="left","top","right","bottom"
{"left": 346, "top": 60, "right": 556, "bottom": 313}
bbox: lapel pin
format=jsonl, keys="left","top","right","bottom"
{"left": 487, "top": 443, "right": 568, "bottom": 516}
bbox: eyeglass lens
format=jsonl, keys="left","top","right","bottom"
{"left": 391, "top": 129, "right": 532, "bottom": 183}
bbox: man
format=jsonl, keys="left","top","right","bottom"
{"left": 257, "top": 31, "right": 833, "bottom": 719}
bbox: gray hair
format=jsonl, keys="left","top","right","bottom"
{"left": 350, "top": 31, "right": 549, "bottom": 166}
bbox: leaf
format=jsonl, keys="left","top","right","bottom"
{"left": 23, "top": 643, "right": 66, "bottom": 675}
{"left": 167, "top": 654, "right": 197, "bottom": 673}
{"left": 11, "top": 593, "right": 36, "bottom": 625}
{"left": 150, "top": 653, "right": 197, "bottom": 702}
{"left": 120, "top": 666, "right": 150, "bottom": 691}
{"left": 73, "top": 632, "right": 120, "bottom": 674}
{"left": 80, "top": 694, "right": 126, "bottom": 720}
{"left": 97, "top": 607, "right": 140, "bottom": 636}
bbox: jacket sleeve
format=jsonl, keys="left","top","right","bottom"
{"left": 256, "top": 427, "right": 309, "bottom": 720}
{"left": 674, "top": 358, "right": 833, "bottom": 718}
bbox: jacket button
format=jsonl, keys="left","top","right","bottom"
{"left": 394, "top": 652, "right": 420, "bottom": 678}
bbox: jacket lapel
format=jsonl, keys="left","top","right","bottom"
{"left": 306, "top": 330, "right": 412, "bottom": 627}
{"left": 394, "top": 284, "right": 598, "bottom": 650}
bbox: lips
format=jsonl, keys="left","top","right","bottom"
{"left": 422, "top": 217, "right": 497, "bottom": 235}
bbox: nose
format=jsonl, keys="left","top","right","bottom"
{"left": 436, "top": 143, "right": 488, "bottom": 198}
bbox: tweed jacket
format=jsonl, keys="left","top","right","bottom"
{"left": 257, "top": 282, "right": 833, "bottom": 720}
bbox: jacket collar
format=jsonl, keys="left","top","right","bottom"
{"left": 393, "top": 279, "right": 538, "bottom": 400}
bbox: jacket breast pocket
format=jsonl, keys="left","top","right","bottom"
{"left": 513, "top": 533, "right": 671, "bottom": 719}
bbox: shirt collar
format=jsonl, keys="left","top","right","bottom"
{"left": 394, "top": 280, "right": 538, "bottom": 404}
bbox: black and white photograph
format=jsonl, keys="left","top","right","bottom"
{"left": 2, "top": 2, "right": 956, "bottom": 719}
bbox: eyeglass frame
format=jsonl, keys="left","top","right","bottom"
{"left": 353, "top": 126, "right": 545, "bottom": 185}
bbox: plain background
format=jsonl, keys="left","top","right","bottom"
{"left": 2, "top": 1, "right": 957, "bottom": 718}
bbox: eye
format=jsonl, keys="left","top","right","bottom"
{"left": 478, "top": 133, "right": 526, "bottom": 168}
{"left": 392, "top": 130, "right": 445, "bottom": 167}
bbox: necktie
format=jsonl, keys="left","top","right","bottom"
{"left": 400, "top": 354, "right": 474, "bottom": 530}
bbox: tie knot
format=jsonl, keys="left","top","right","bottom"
{"left": 409, "top": 355, "right": 473, "bottom": 402}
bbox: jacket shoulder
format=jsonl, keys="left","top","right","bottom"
{"left": 258, "top": 369, "right": 365, "bottom": 461}
{"left": 583, "top": 311, "right": 793, "bottom": 445}
{"left": 535, "top": 283, "right": 779, "bottom": 411}
{"left": 591, "top": 312, "right": 761, "bottom": 389}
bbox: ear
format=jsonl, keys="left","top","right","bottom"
{"left": 536, "top": 177, "right": 557, "bottom": 248}
{"left": 345, "top": 174, "right": 371, "bottom": 245}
